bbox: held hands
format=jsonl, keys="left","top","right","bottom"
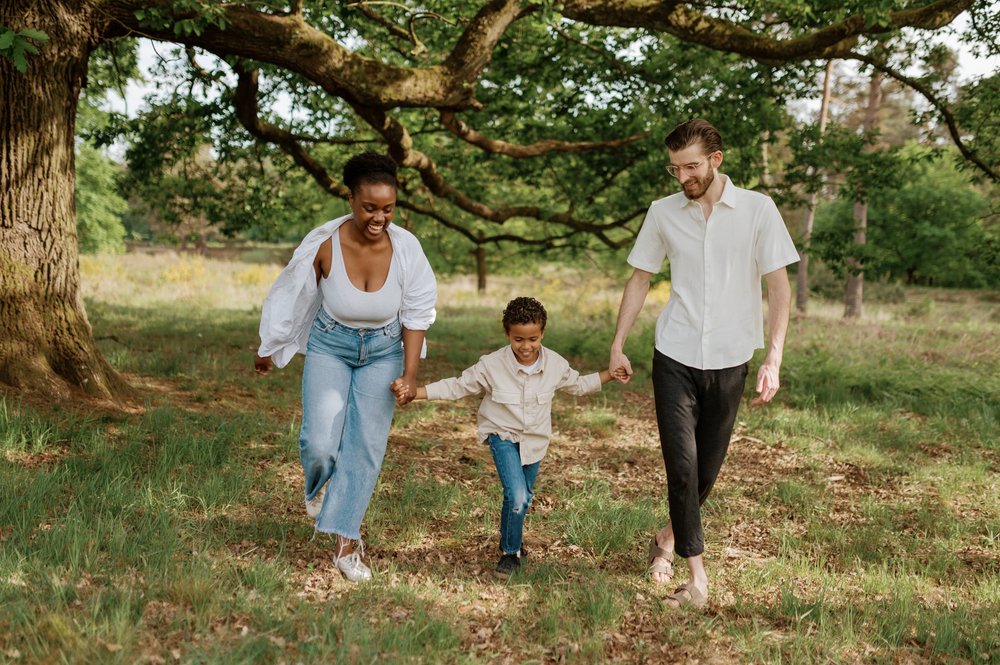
{"left": 390, "top": 376, "right": 416, "bottom": 406}
{"left": 609, "top": 349, "right": 633, "bottom": 384}
{"left": 751, "top": 358, "right": 780, "bottom": 406}
{"left": 611, "top": 366, "right": 630, "bottom": 383}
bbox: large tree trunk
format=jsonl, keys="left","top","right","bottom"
{"left": 796, "top": 59, "right": 834, "bottom": 314}
{"left": 0, "top": 2, "right": 130, "bottom": 401}
{"left": 844, "top": 71, "right": 882, "bottom": 319}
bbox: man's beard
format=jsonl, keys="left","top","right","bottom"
{"left": 681, "top": 169, "right": 715, "bottom": 200}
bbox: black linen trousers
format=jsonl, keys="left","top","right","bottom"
{"left": 651, "top": 349, "right": 749, "bottom": 558}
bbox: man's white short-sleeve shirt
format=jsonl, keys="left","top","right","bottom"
{"left": 627, "top": 175, "right": 799, "bottom": 370}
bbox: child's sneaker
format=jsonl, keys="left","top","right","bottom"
{"left": 333, "top": 540, "right": 372, "bottom": 583}
{"left": 494, "top": 552, "right": 521, "bottom": 578}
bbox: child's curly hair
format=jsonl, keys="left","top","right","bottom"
{"left": 502, "top": 296, "right": 547, "bottom": 332}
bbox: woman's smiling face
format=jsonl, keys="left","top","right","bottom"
{"left": 348, "top": 182, "right": 396, "bottom": 240}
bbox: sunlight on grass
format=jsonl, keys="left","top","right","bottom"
{"left": 0, "top": 399, "right": 58, "bottom": 453}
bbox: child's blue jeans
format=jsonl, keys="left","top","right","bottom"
{"left": 488, "top": 434, "right": 541, "bottom": 555}
{"left": 300, "top": 308, "right": 402, "bottom": 540}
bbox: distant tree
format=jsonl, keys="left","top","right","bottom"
{"left": 842, "top": 70, "right": 885, "bottom": 318}
{"left": 75, "top": 143, "right": 127, "bottom": 254}
{"left": 811, "top": 147, "right": 993, "bottom": 288}
{"left": 795, "top": 59, "right": 834, "bottom": 314}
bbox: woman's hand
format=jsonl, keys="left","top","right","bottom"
{"left": 391, "top": 376, "right": 416, "bottom": 405}
{"left": 254, "top": 354, "right": 273, "bottom": 375}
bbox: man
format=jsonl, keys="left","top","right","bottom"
{"left": 609, "top": 119, "right": 799, "bottom": 609}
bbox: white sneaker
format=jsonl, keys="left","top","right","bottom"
{"left": 333, "top": 540, "right": 372, "bottom": 583}
{"left": 305, "top": 485, "right": 326, "bottom": 519}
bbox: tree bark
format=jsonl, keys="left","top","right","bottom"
{"left": 844, "top": 71, "right": 882, "bottom": 319}
{"left": 474, "top": 239, "right": 487, "bottom": 293}
{"left": 0, "top": 1, "right": 131, "bottom": 400}
{"left": 796, "top": 59, "right": 834, "bottom": 314}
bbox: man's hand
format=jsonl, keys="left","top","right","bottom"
{"left": 751, "top": 360, "right": 780, "bottom": 405}
{"left": 755, "top": 267, "right": 791, "bottom": 406}
{"left": 254, "top": 354, "right": 273, "bottom": 376}
{"left": 609, "top": 349, "right": 634, "bottom": 384}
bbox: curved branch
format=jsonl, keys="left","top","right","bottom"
{"left": 440, "top": 112, "right": 650, "bottom": 157}
{"left": 233, "top": 65, "right": 351, "bottom": 197}
{"left": 850, "top": 51, "right": 999, "bottom": 182}
{"left": 350, "top": 3, "right": 416, "bottom": 46}
{"left": 561, "top": 0, "right": 974, "bottom": 60}
{"left": 347, "top": 0, "right": 462, "bottom": 56}
{"left": 184, "top": 47, "right": 223, "bottom": 83}
{"left": 356, "top": 104, "right": 644, "bottom": 242}
{"left": 397, "top": 198, "right": 577, "bottom": 247}
{"left": 232, "top": 64, "right": 633, "bottom": 247}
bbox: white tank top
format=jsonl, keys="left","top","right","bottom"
{"left": 320, "top": 229, "right": 403, "bottom": 328}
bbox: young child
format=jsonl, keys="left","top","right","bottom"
{"left": 392, "top": 296, "right": 617, "bottom": 577}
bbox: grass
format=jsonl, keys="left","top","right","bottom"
{"left": 0, "top": 256, "right": 997, "bottom": 663}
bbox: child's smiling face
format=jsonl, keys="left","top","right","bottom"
{"left": 505, "top": 322, "right": 544, "bottom": 366}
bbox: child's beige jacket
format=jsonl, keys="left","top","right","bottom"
{"left": 424, "top": 346, "right": 602, "bottom": 464}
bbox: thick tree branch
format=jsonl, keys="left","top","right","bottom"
{"left": 102, "top": 0, "right": 973, "bottom": 114}
{"left": 850, "top": 51, "right": 999, "bottom": 182}
{"left": 561, "top": 0, "right": 974, "bottom": 60}
{"left": 179, "top": 52, "right": 379, "bottom": 146}
{"left": 440, "top": 112, "right": 650, "bottom": 157}
{"left": 101, "top": 0, "right": 522, "bottom": 110}
{"left": 441, "top": 0, "right": 529, "bottom": 87}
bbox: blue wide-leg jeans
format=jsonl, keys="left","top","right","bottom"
{"left": 488, "top": 434, "right": 541, "bottom": 555}
{"left": 300, "top": 308, "right": 403, "bottom": 540}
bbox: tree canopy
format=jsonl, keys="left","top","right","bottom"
{"left": 82, "top": 0, "right": 995, "bottom": 254}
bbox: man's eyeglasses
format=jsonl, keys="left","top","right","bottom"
{"left": 666, "top": 157, "right": 710, "bottom": 178}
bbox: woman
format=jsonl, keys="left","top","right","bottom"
{"left": 255, "top": 152, "right": 436, "bottom": 582}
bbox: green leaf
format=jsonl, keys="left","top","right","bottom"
{"left": 0, "top": 29, "right": 15, "bottom": 50}
{"left": 12, "top": 48, "right": 27, "bottom": 72}
{"left": 18, "top": 28, "right": 48, "bottom": 42}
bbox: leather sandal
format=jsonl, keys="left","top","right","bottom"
{"left": 664, "top": 582, "right": 707, "bottom": 609}
{"left": 647, "top": 536, "right": 674, "bottom": 582}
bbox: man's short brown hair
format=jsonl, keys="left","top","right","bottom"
{"left": 664, "top": 119, "right": 723, "bottom": 155}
